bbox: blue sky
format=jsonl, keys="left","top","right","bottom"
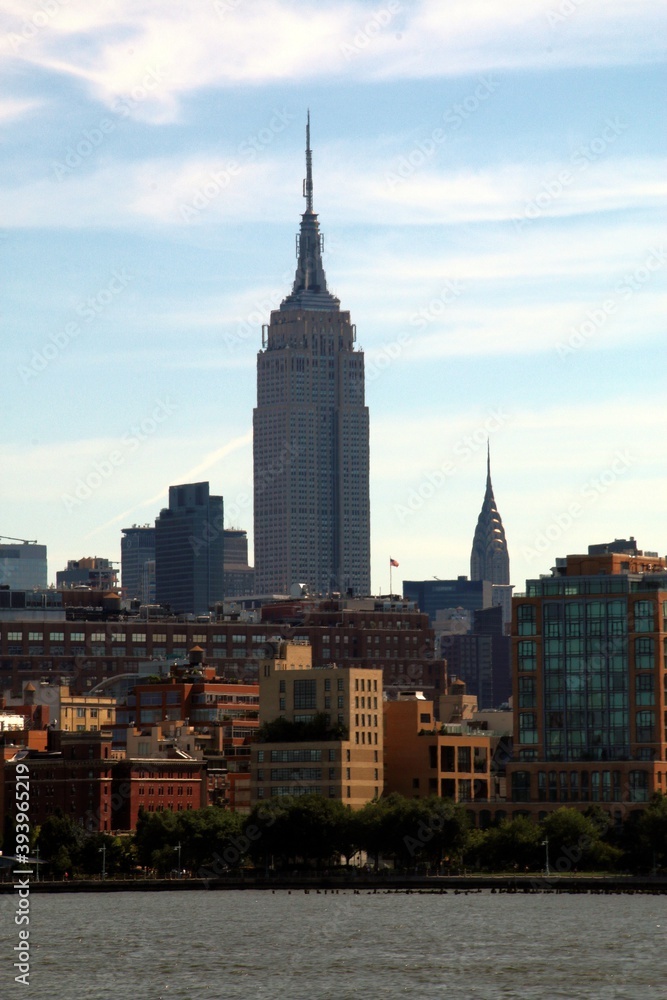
{"left": 1, "top": 0, "right": 665, "bottom": 593}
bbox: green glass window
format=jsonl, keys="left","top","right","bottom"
{"left": 635, "top": 711, "right": 655, "bottom": 743}
{"left": 518, "top": 676, "right": 536, "bottom": 708}
{"left": 635, "top": 637, "right": 654, "bottom": 669}
{"left": 517, "top": 604, "right": 536, "bottom": 636}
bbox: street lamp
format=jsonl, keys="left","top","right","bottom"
{"left": 542, "top": 836, "right": 550, "bottom": 877}
{"left": 99, "top": 843, "right": 106, "bottom": 880}
{"left": 173, "top": 841, "right": 182, "bottom": 876}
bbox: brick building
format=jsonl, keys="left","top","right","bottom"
{"left": 0, "top": 596, "right": 445, "bottom": 704}
{"left": 2, "top": 731, "right": 205, "bottom": 833}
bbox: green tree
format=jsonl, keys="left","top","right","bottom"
{"left": 472, "top": 815, "right": 542, "bottom": 872}
{"left": 37, "top": 813, "right": 86, "bottom": 878}
{"left": 541, "top": 807, "right": 621, "bottom": 872}
{"left": 628, "top": 793, "right": 667, "bottom": 871}
{"left": 257, "top": 713, "right": 348, "bottom": 743}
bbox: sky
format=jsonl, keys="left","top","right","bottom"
{"left": 1, "top": 0, "right": 665, "bottom": 595}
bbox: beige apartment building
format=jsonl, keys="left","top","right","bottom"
{"left": 59, "top": 684, "right": 116, "bottom": 732}
{"left": 250, "top": 639, "right": 383, "bottom": 809}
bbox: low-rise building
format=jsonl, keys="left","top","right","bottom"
{"left": 251, "top": 639, "right": 383, "bottom": 809}
{"left": 384, "top": 691, "right": 498, "bottom": 819}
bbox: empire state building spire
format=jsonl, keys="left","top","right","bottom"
{"left": 253, "top": 113, "right": 370, "bottom": 598}
{"left": 280, "top": 112, "right": 340, "bottom": 313}
{"left": 470, "top": 443, "right": 510, "bottom": 585}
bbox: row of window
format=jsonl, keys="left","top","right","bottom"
{"left": 512, "top": 768, "right": 650, "bottom": 802}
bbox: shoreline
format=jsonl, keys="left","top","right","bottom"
{"left": 2, "top": 873, "right": 666, "bottom": 894}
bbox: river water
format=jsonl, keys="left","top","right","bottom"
{"left": 1, "top": 889, "right": 665, "bottom": 999}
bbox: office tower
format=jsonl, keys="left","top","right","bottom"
{"left": 223, "top": 528, "right": 255, "bottom": 598}
{"left": 253, "top": 116, "right": 370, "bottom": 597}
{"left": 507, "top": 541, "right": 667, "bottom": 818}
{"left": 440, "top": 605, "right": 512, "bottom": 709}
{"left": 155, "top": 482, "right": 224, "bottom": 616}
{"left": 0, "top": 540, "right": 47, "bottom": 590}
{"left": 470, "top": 446, "right": 512, "bottom": 626}
{"left": 121, "top": 525, "right": 156, "bottom": 602}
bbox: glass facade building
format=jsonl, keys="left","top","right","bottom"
{"left": 508, "top": 546, "right": 667, "bottom": 817}
{"left": 155, "top": 482, "right": 224, "bottom": 616}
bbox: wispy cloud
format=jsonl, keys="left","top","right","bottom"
{"left": 2, "top": 0, "right": 664, "bottom": 123}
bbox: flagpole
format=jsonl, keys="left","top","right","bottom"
{"left": 389, "top": 557, "right": 392, "bottom": 597}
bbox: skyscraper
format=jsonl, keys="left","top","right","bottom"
{"left": 253, "top": 116, "right": 370, "bottom": 597}
{"left": 121, "top": 525, "right": 156, "bottom": 603}
{"left": 470, "top": 445, "right": 512, "bottom": 626}
{"left": 155, "top": 482, "right": 224, "bottom": 616}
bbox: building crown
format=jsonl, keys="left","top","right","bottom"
{"left": 470, "top": 443, "right": 510, "bottom": 585}
{"left": 280, "top": 112, "right": 340, "bottom": 313}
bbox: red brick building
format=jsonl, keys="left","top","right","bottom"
{"left": 2, "top": 731, "right": 205, "bottom": 833}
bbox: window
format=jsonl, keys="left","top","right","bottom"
{"left": 636, "top": 711, "right": 655, "bottom": 743}
{"left": 633, "top": 601, "right": 654, "bottom": 632}
{"left": 628, "top": 770, "right": 649, "bottom": 802}
{"left": 519, "top": 713, "right": 538, "bottom": 745}
{"left": 293, "top": 678, "right": 316, "bottom": 710}
{"left": 517, "top": 640, "right": 537, "bottom": 670}
{"left": 635, "top": 674, "right": 654, "bottom": 706}
{"left": 635, "top": 637, "right": 654, "bottom": 670}
{"left": 511, "top": 771, "right": 531, "bottom": 802}
{"left": 518, "top": 677, "right": 536, "bottom": 708}
{"left": 517, "top": 605, "right": 536, "bottom": 636}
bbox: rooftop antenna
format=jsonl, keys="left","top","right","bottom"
{"left": 303, "top": 109, "right": 313, "bottom": 212}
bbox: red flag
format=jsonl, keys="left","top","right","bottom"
{"left": 390, "top": 558, "right": 399, "bottom": 567}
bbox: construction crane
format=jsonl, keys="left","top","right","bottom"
{"left": 0, "top": 536, "right": 38, "bottom": 544}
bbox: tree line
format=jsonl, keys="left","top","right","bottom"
{"left": 3, "top": 792, "right": 667, "bottom": 879}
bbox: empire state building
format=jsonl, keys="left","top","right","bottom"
{"left": 253, "top": 117, "right": 371, "bottom": 597}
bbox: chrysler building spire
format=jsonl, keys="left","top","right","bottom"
{"left": 280, "top": 113, "right": 340, "bottom": 313}
{"left": 470, "top": 443, "right": 510, "bottom": 586}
